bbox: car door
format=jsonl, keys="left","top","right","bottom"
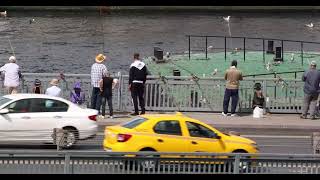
{"left": 186, "top": 121, "right": 225, "bottom": 153}
{"left": 151, "top": 120, "right": 188, "bottom": 152}
{"left": 5, "top": 98, "right": 69, "bottom": 142}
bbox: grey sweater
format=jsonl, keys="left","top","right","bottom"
{"left": 302, "top": 68, "right": 320, "bottom": 94}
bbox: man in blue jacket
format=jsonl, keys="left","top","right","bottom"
{"left": 301, "top": 61, "right": 320, "bottom": 120}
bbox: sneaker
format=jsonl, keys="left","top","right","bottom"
{"left": 98, "top": 115, "right": 105, "bottom": 119}
{"left": 140, "top": 111, "right": 145, "bottom": 115}
{"left": 230, "top": 114, "right": 238, "bottom": 117}
{"left": 109, "top": 116, "right": 114, "bottom": 119}
{"left": 300, "top": 114, "right": 307, "bottom": 119}
{"left": 221, "top": 112, "right": 227, "bottom": 117}
{"left": 310, "top": 115, "right": 319, "bottom": 120}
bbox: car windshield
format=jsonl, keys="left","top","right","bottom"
{"left": 122, "top": 117, "right": 147, "bottom": 129}
{"left": 0, "top": 97, "right": 12, "bottom": 107}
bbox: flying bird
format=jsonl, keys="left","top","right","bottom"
{"left": 0, "top": 11, "right": 6, "bottom": 17}
{"left": 223, "top": 16, "right": 230, "bottom": 22}
{"left": 306, "top": 22, "right": 314, "bottom": 28}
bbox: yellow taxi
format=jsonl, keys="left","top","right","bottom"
{"left": 103, "top": 112, "right": 259, "bottom": 154}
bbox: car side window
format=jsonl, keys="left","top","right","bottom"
{"left": 153, "top": 120, "right": 182, "bottom": 136}
{"left": 5, "top": 99, "right": 31, "bottom": 113}
{"left": 30, "top": 99, "right": 69, "bottom": 112}
{"left": 186, "top": 121, "right": 217, "bottom": 139}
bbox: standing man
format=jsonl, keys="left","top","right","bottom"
{"left": 301, "top": 61, "right": 320, "bottom": 120}
{"left": 129, "top": 53, "right": 148, "bottom": 116}
{"left": 0, "top": 56, "right": 21, "bottom": 94}
{"left": 91, "top": 54, "right": 108, "bottom": 114}
{"left": 222, "top": 60, "right": 243, "bottom": 117}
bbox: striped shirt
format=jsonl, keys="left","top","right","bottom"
{"left": 91, "top": 63, "right": 107, "bottom": 87}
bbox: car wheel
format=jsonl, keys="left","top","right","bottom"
{"left": 62, "top": 128, "right": 78, "bottom": 149}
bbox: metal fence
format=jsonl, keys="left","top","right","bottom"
{"left": 0, "top": 150, "right": 320, "bottom": 174}
{"left": 0, "top": 73, "right": 305, "bottom": 113}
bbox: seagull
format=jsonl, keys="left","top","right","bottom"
{"left": 306, "top": 22, "right": 314, "bottom": 28}
{"left": 165, "top": 52, "right": 170, "bottom": 58}
{"left": 207, "top": 46, "right": 213, "bottom": 50}
{"left": 29, "top": 19, "right": 35, "bottom": 24}
{"left": 290, "top": 53, "right": 295, "bottom": 62}
{"left": 266, "top": 62, "right": 272, "bottom": 71}
{"left": 211, "top": 68, "right": 218, "bottom": 75}
{"left": 223, "top": 16, "right": 230, "bottom": 22}
{"left": 0, "top": 11, "right": 6, "bottom": 17}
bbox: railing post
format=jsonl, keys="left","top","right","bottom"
{"left": 301, "top": 42, "right": 304, "bottom": 66}
{"left": 188, "top": 35, "right": 191, "bottom": 60}
{"left": 233, "top": 154, "right": 240, "bottom": 174}
{"left": 117, "top": 72, "right": 122, "bottom": 111}
{"left": 281, "top": 40, "right": 284, "bottom": 59}
{"left": 64, "top": 153, "right": 71, "bottom": 174}
{"left": 243, "top": 37, "right": 246, "bottom": 62}
{"left": 224, "top": 36, "right": 227, "bottom": 62}
{"left": 205, "top": 36, "right": 208, "bottom": 60}
{"left": 262, "top": 39, "right": 265, "bottom": 63}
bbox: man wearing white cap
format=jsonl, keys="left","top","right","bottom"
{"left": 301, "top": 61, "right": 320, "bottom": 120}
{"left": 0, "top": 56, "right": 21, "bottom": 94}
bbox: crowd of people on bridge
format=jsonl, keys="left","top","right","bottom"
{"left": 0, "top": 52, "right": 148, "bottom": 119}
{"left": 1, "top": 53, "right": 320, "bottom": 120}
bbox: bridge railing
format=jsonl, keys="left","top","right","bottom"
{"left": 0, "top": 73, "right": 305, "bottom": 113}
{"left": 0, "top": 150, "right": 320, "bottom": 174}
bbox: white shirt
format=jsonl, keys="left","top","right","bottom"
{"left": 45, "top": 86, "right": 61, "bottom": 97}
{"left": 0, "top": 63, "right": 20, "bottom": 87}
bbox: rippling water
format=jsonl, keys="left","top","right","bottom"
{"left": 0, "top": 11, "right": 319, "bottom": 74}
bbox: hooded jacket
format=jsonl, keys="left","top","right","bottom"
{"left": 129, "top": 60, "right": 148, "bottom": 85}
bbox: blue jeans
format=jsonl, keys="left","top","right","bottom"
{"left": 91, "top": 87, "right": 102, "bottom": 113}
{"left": 223, "top": 88, "right": 239, "bottom": 114}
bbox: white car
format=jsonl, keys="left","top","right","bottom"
{"left": 0, "top": 93, "right": 98, "bottom": 148}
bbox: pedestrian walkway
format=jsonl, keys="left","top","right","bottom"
{"left": 97, "top": 112, "right": 320, "bottom": 130}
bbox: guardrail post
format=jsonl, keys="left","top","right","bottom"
{"left": 243, "top": 37, "right": 246, "bottom": 62}
{"left": 224, "top": 36, "right": 227, "bottom": 62}
{"left": 188, "top": 35, "right": 191, "bottom": 60}
{"left": 301, "top": 42, "right": 304, "bottom": 66}
{"left": 233, "top": 154, "right": 240, "bottom": 174}
{"left": 262, "top": 39, "right": 265, "bottom": 63}
{"left": 205, "top": 36, "right": 208, "bottom": 60}
{"left": 312, "top": 132, "right": 320, "bottom": 154}
{"left": 64, "top": 153, "right": 71, "bottom": 174}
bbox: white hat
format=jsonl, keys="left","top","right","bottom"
{"left": 9, "top": 56, "right": 16, "bottom": 63}
{"left": 50, "top": 78, "right": 59, "bottom": 86}
{"left": 311, "top": 61, "right": 317, "bottom": 66}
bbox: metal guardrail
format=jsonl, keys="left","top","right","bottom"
{"left": 0, "top": 150, "right": 320, "bottom": 174}
{"left": 0, "top": 73, "right": 305, "bottom": 113}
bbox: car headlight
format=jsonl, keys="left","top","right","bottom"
{"left": 251, "top": 143, "right": 259, "bottom": 151}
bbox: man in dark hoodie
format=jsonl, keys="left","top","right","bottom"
{"left": 129, "top": 53, "right": 148, "bottom": 116}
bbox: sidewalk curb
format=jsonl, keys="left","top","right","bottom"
{"left": 97, "top": 121, "right": 320, "bottom": 130}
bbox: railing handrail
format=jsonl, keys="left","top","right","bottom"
{"left": 186, "top": 34, "right": 320, "bottom": 44}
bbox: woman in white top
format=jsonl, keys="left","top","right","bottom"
{"left": 45, "top": 79, "right": 61, "bottom": 97}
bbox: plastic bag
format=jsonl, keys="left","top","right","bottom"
{"left": 253, "top": 106, "right": 263, "bottom": 118}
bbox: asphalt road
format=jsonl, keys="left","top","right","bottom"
{"left": 0, "top": 126, "right": 313, "bottom": 154}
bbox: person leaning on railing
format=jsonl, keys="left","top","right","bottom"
{"left": 300, "top": 61, "right": 320, "bottom": 120}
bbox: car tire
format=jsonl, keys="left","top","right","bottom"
{"left": 61, "top": 128, "right": 78, "bottom": 149}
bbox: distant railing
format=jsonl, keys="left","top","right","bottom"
{"left": 0, "top": 150, "right": 320, "bottom": 174}
{"left": 0, "top": 73, "right": 305, "bottom": 113}
{"left": 186, "top": 35, "right": 320, "bottom": 65}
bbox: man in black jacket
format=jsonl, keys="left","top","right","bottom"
{"left": 129, "top": 53, "right": 148, "bottom": 115}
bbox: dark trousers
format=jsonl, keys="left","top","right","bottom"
{"left": 91, "top": 87, "right": 102, "bottom": 113}
{"left": 302, "top": 93, "right": 319, "bottom": 116}
{"left": 101, "top": 96, "right": 113, "bottom": 116}
{"left": 223, "top": 88, "right": 239, "bottom": 114}
{"left": 131, "top": 83, "right": 145, "bottom": 114}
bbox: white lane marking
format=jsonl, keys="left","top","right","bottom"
{"left": 242, "top": 135, "right": 310, "bottom": 139}
{"left": 98, "top": 133, "right": 310, "bottom": 139}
